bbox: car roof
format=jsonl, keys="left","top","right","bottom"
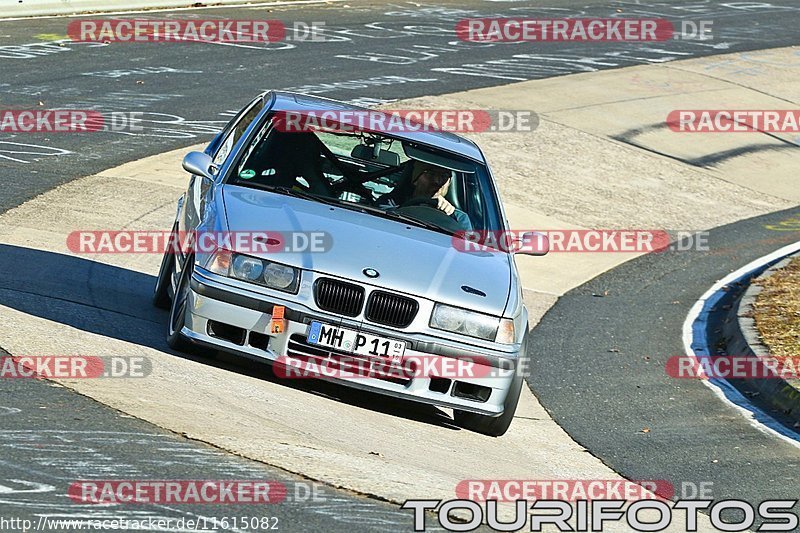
{"left": 262, "top": 91, "right": 486, "bottom": 163}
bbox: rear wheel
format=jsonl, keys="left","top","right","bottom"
{"left": 167, "top": 254, "right": 194, "bottom": 352}
{"left": 454, "top": 333, "right": 529, "bottom": 437}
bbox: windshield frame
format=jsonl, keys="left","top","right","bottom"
{"left": 220, "top": 110, "right": 505, "bottom": 235}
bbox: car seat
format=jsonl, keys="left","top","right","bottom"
{"left": 247, "top": 131, "right": 331, "bottom": 195}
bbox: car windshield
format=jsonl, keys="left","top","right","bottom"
{"left": 227, "top": 114, "right": 503, "bottom": 235}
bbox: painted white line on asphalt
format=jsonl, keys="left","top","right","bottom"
{"left": 0, "top": 406, "right": 22, "bottom": 416}
{"left": 682, "top": 240, "right": 800, "bottom": 449}
{"left": 0, "top": 0, "right": 349, "bottom": 22}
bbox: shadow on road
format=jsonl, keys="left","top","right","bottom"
{"left": 0, "top": 244, "right": 459, "bottom": 431}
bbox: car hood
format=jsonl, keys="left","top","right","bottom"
{"left": 221, "top": 186, "right": 512, "bottom": 315}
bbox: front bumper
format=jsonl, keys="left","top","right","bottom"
{"left": 182, "top": 272, "right": 523, "bottom": 416}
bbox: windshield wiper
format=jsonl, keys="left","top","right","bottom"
{"left": 344, "top": 202, "right": 453, "bottom": 234}
{"left": 321, "top": 198, "right": 453, "bottom": 234}
{"left": 234, "top": 182, "right": 343, "bottom": 207}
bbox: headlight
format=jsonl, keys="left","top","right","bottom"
{"left": 232, "top": 255, "right": 264, "bottom": 281}
{"left": 263, "top": 262, "right": 296, "bottom": 290}
{"left": 430, "top": 304, "right": 500, "bottom": 341}
{"left": 431, "top": 304, "right": 465, "bottom": 331}
{"left": 206, "top": 249, "right": 299, "bottom": 294}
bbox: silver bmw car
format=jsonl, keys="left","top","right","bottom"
{"left": 153, "top": 91, "right": 545, "bottom": 436}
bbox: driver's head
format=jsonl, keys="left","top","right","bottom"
{"left": 411, "top": 161, "right": 452, "bottom": 198}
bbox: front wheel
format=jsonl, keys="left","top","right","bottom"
{"left": 152, "top": 227, "right": 177, "bottom": 309}
{"left": 454, "top": 372, "right": 524, "bottom": 437}
{"left": 167, "top": 254, "right": 194, "bottom": 352}
{"left": 454, "top": 333, "right": 529, "bottom": 437}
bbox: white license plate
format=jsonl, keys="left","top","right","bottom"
{"left": 307, "top": 321, "right": 406, "bottom": 364}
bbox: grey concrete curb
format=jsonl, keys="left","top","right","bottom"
{"left": 4, "top": 0, "right": 267, "bottom": 18}
{"left": 728, "top": 254, "right": 800, "bottom": 426}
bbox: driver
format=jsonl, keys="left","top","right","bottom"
{"left": 382, "top": 161, "right": 472, "bottom": 231}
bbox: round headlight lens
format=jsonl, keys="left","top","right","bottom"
{"left": 231, "top": 255, "right": 264, "bottom": 281}
{"left": 263, "top": 262, "right": 296, "bottom": 289}
{"left": 463, "top": 315, "right": 499, "bottom": 340}
{"left": 433, "top": 305, "right": 465, "bottom": 331}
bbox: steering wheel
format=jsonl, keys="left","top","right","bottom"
{"left": 396, "top": 197, "right": 463, "bottom": 233}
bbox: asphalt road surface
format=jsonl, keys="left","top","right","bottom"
{"left": 529, "top": 207, "right": 800, "bottom": 519}
{"left": 1, "top": 0, "right": 800, "bottom": 530}
{"left": 0, "top": 374, "right": 442, "bottom": 532}
{"left": 2, "top": 0, "right": 800, "bottom": 213}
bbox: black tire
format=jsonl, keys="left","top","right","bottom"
{"left": 152, "top": 229, "right": 176, "bottom": 309}
{"left": 454, "top": 373, "right": 523, "bottom": 437}
{"left": 167, "top": 254, "right": 194, "bottom": 352}
{"left": 454, "top": 333, "right": 529, "bottom": 437}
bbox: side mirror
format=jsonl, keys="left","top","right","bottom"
{"left": 182, "top": 151, "right": 217, "bottom": 180}
{"left": 514, "top": 231, "right": 549, "bottom": 256}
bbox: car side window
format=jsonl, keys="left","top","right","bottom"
{"left": 212, "top": 99, "right": 264, "bottom": 166}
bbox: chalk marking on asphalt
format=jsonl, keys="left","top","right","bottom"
{"left": 682, "top": 240, "right": 800, "bottom": 449}
{"left": 0, "top": 480, "right": 55, "bottom": 494}
{"left": 0, "top": 0, "right": 350, "bottom": 22}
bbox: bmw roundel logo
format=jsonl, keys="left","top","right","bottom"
{"left": 363, "top": 268, "right": 380, "bottom": 278}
